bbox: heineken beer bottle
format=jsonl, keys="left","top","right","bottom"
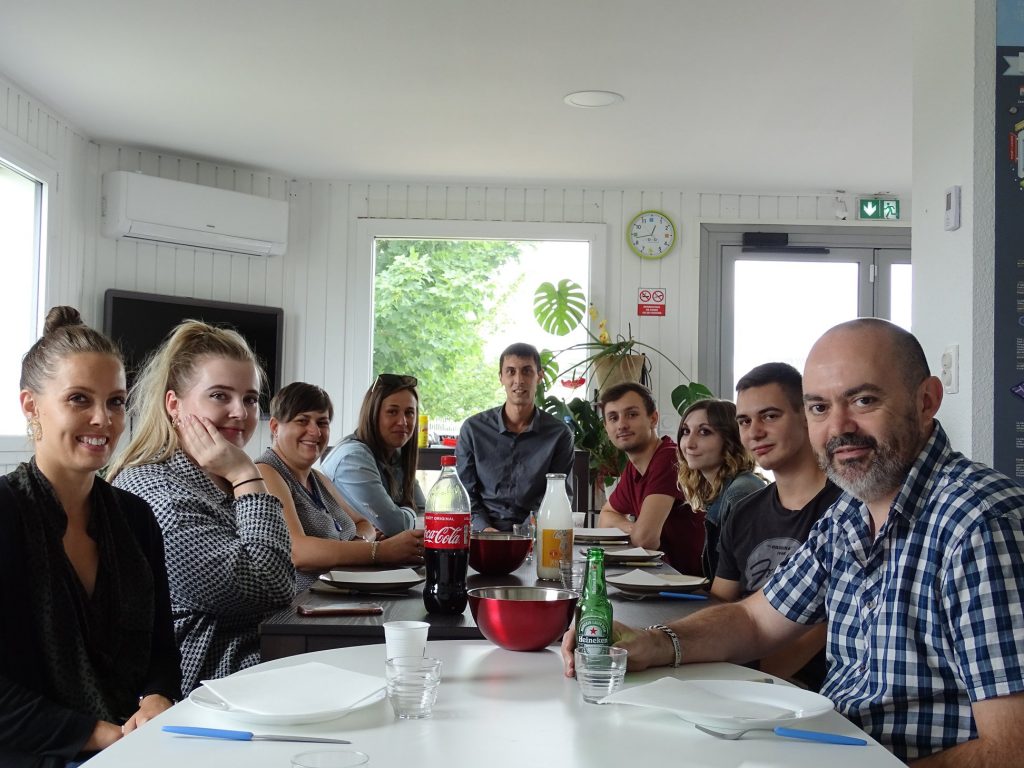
{"left": 576, "top": 547, "right": 613, "bottom": 655}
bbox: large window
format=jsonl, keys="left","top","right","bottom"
{"left": 700, "top": 227, "right": 911, "bottom": 396}
{"left": 0, "top": 156, "right": 45, "bottom": 437}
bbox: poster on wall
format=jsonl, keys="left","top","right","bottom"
{"left": 994, "top": 1, "right": 1024, "bottom": 478}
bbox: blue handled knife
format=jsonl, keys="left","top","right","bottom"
{"left": 773, "top": 727, "right": 867, "bottom": 746}
{"left": 162, "top": 725, "right": 350, "bottom": 744}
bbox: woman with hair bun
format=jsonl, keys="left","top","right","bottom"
{"left": 110, "top": 320, "right": 293, "bottom": 695}
{"left": 0, "top": 307, "right": 179, "bottom": 766}
{"left": 677, "top": 398, "right": 766, "bottom": 579}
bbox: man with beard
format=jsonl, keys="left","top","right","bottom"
{"left": 457, "top": 343, "right": 573, "bottom": 532}
{"left": 562, "top": 320, "right": 1024, "bottom": 765}
{"left": 597, "top": 382, "right": 704, "bottom": 575}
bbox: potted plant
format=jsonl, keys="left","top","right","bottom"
{"left": 532, "top": 278, "right": 713, "bottom": 499}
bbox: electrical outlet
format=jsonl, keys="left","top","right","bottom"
{"left": 940, "top": 344, "right": 959, "bottom": 394}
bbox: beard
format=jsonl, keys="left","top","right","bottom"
{"left": 818, "top": 417, "right": 920, "bottom": 503}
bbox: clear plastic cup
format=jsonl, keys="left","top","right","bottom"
{"left": 574, "top": 647, "right": 628, "bottom": 703}
{"left": 385, "top": 656, "right": 442, "bottom": 719}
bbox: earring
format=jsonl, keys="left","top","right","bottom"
{"left": 26, "top": 416, "right": 41, "bottom": 441}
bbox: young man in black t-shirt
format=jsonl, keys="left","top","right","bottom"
{"left": 714, "top": 362, "right": 842, "bottom": 689}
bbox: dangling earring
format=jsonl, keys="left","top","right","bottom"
{"left": 26, "top": 416, "right": 41, "bottom": 441}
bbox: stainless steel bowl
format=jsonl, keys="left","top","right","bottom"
{"left": 467, "top": 586, "right": 579, "bottom": 651}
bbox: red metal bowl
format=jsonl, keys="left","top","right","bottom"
{"left": 467, "top": 586, "right": 579, "bottom": 651}
{"left": 469, "top": 533, "right": 532, "bottom": 576}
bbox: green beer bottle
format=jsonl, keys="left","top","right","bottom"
{"left": 575, "top": 547, "right": 613, "bottom": 655}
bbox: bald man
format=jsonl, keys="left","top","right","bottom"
{"left": 562, "top": 319, "right": 1024, "bottom": 765}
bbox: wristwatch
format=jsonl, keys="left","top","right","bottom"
{"left": 644, "top": 623, "right": 682, "bottom": 667}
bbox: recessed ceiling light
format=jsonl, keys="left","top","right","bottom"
{"left": 563, "top": 90, "right": 624, "bottom": 108}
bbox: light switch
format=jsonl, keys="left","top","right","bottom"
{"left": 940, "top": 345, "right": 959, "bottom": 394}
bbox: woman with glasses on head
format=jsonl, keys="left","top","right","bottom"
{"left": 320, "top": 374, "right": 424, "bottom": 537}
{"left": 677, "top": 398, "right": 765, "bottom": 579}
{"left": 109, "top": 321, "right": 293, "bottom": 695}
{"left": 0, "top": 307, "right": 179, "bottom": 766}
{"left": 256, "top": 382, "right": 424, "bottom": 592}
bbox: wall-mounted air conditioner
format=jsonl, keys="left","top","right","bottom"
{"left": 101, "top": 171, "right": 289, "bottom": 256}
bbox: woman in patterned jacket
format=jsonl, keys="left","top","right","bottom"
{"left": 109, "top": 321, "right": 294, "bottom": 695}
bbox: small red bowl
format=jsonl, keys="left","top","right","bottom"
{"left": 468, "top": 586, "right": 578, "bottom": 651}
{"left": 469, "top": 533, "right": 532, "bottom": 576}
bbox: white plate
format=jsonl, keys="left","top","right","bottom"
{"left": 600, "top": 547, "right": 664, "bottom": 564}
{"left": 601, "top": 678, "right": 834, "bottom": 728}
{"left": 573, "top": 527, "right": 631, "bottom": 542}
{"left": 606, "top": 569, "right": 706, "bottom": 594}
{"left": 189, "top": 685, "right": 384, "bottom": 725}
{"left": 319, "top": 567, "right": 425, "bottom": 592}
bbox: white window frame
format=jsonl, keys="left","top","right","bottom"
{"left": 348, "top": 219, "right": 608, "bottom": 432}
{"left": 0, "top": 133, "right": 55, "bottom": 450}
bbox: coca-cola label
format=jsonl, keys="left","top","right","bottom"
{"left": 424, "top": 511, "right": 470, "bottom": 550}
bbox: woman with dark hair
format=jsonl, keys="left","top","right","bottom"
{"left": 0, "top": 307, "right": 179, "bottom": 767}
{"left": 256, "top": 382, "right": 424, "bottom": 592}
{"left": 677, "top": 398, "right": 765, "bottom": 579}
{"left": 110, "top": 320, "right": 293, "bottom": 695}
{"left": 320, "top": 374, "right": 424, "bottom": 536}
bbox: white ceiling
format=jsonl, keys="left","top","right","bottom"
{"left": 0, "top": 0, "right": 912, "bottom": 194}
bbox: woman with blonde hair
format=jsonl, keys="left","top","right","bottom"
{"left": 256, "top": 382, "right": 424, "bottom": 592}
{"left": 110, "top": 320, "right": 293, "bottom": 695}
{"left": 677, "top": 398, "right": 765, "bottom": 579}
{"left": 0, "top": 307, "right": 179, "bottom": 766}
{"left": 320, "top": 374, "right": 424, "bottom": 536}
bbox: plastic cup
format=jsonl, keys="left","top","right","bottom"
{"left": 512, "top": 518, "right": 535, "bottom": 562}
{"left": 574, "top": 647, "right": 628, "bottom": 703}
{"left": 383, "top": 620, "right": 429, "bottom": 660}
{"left": 559, "top": 559, "right": 586, "bottom": 593}
{"left": 291, "top": 750, "right": 370, "bottom": 767}
{"left": 385, "top": 656, "right": 442, "bottom": 719}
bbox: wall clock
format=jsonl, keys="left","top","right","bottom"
{"left": 628, "top": 210, "right": 676, "bottom": 259}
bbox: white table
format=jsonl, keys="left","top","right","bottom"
{"left": 85, "top": 640, "right": 903, "bottom": 767}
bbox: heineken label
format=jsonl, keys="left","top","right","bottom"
{"left": 576, "top": 616, "right": 611, "bottom": 654}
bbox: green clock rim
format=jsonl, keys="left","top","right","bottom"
{"left": 628, "top": 209, "right": 677, "bottom": 260}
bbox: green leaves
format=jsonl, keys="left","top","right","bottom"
{"left": 533, "top": 279, "right": 587, "bottom": 336}
{"left": 670, "top": 382, "right": 715, "bottom": 415}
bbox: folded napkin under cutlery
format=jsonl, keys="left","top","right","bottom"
{"left": 162, "top": 725, "right": 351, "bottom": 744}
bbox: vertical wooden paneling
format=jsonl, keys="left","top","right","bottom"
{"left": 407, "top": 185, "right": 427, "bottom": 219}
{"left": 739, "top": 195, "right": 759, "bottom": 220}
{"left": 777, "top": 196, "right": 798, "bottom": 219}
{"left": 504, "top": 187, "right": 526, "bottom": 222}
{"left": 796, "top": 195, "right": 818, "bottom": 219}
{"left": 719, "top": 194, "right": 739, "bottom": 219}
{"left": 465, "top": 186, "right": 486, "bottom": 220}
{"left": 484, "top": 187, "right": 505, "bottom": 221}
{"left": 425, "top": 185, "right": 446, "bottom": 219}
{"left": 700, "top": 194, "right": 720, "bottom": 219}
{"left": 758, "top": 195, "right": 779, "bottom": 219}
{"left": 523, "top": 188, "right": 545, "bottom": 221}
{"left": 444, "top": 185, "right": 466, "bottom": 219}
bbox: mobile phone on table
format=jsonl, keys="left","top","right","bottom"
{"left": 296, "top": 603, "right": 384, "bottom": 616}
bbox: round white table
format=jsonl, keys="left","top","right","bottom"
{"left": 84, "top": 640, "right": 902, "bottom": 767}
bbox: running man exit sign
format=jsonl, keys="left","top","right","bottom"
{"left": 858, "top": 197, "right": 901, "bottom": 220}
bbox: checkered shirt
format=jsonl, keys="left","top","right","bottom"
{"left": 114, "top": 451, "right": 295, "bottom": 694}
{"left": 763, "top": 422, "right": 1024, "bottom": 761}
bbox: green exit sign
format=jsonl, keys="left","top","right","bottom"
{"left": 858, "top": 197, "right": 901, "bottom": 220}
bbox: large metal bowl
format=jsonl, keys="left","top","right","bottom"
{"left": 469, "top": 533, "right": 532, "bottom": 576}
{"left": 467, "top": 586, "right": 579, "bottom": 651}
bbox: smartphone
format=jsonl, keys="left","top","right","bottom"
{"left": 296, "top": 603, "right": 384, "bottom": 617}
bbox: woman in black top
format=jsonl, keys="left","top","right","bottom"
{"left": 0, "top": 307, "right": 180, "bottom": 767}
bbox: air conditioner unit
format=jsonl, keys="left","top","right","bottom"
{"left": 101, "top": 171, "right": 288, "bottom": 256}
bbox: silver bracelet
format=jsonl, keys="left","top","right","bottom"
{"left": 645, "top": 623, "right": 682, "bottom": 667}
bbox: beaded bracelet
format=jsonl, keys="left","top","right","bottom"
{"left": 370, "top": 540, "right": 379, "bottom": 564}
{"left": 232, "top": 477, "right": 264, "bottom": 490}
{"left": 645, "top": 623, "right": 682, "bottom": 667}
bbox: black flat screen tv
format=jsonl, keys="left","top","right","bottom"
{"left": 103, "top": 289, "right": 284, "bottom": 416}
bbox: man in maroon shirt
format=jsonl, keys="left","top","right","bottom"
{"left": 597, "top": 383, "right": 705, "bottom": 575}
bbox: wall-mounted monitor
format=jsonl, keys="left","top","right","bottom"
{"left": 103, "top": 289, "right": 284, "bottom": 416}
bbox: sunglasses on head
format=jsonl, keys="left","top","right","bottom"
{"left": 373, "top": 373, "right": 418, "bottom": 390}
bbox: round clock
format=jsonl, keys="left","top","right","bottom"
{"left": 628, "top": 210, "right": 676, "bottom": 259}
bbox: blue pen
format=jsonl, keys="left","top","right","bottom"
{"left": 658, "top": 591, "right": 708, "bottom": 600}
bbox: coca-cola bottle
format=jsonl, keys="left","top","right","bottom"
{"left": 423, "top": 455, "right": 471, "bottom": 614}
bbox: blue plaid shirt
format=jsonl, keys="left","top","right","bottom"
{"left": 763, "top": 422, "right": 1024, "bottom": 761}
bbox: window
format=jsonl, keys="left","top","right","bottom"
{"left": 351, "top": 219, "right": 607, "bottom": 431}
{"left": 700, "top": 227, "right": 911, "bottom": 396}
{"left": 0, "top": 156, "right": 45, "bottom": 437}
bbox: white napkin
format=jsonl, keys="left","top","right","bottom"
{"left": 326, "top": 568, "right": 421, "bottom": 584}
{"left": 200, "top": 662, "right": 384, "bottom": 716}
{"left": 607, "top": 569, "right": 706, "bottom": 587}
{"left": 601, "top": 678, "right": 795, "bottom": 720}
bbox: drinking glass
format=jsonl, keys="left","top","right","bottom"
{"left": 559, "top": 558, "right": 586, "bottom": 593}
{"left": 574, "top": 647, "right": 628, "bottom": 703}
{"left": 291, "top": 750, "right": 370, "bottom": 767}
{"left": 512, "top": 518, "right": 535, "bottom": 562}
{"left": 385, "top": 656, "right": 442, "bottom": 719}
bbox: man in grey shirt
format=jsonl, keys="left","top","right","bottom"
{"left": 456, "top": 343, "right": 574, "bottom": 532}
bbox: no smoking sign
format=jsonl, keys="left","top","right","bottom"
{"left": 637, "top": 287, "right": 666, "bottom": 317}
